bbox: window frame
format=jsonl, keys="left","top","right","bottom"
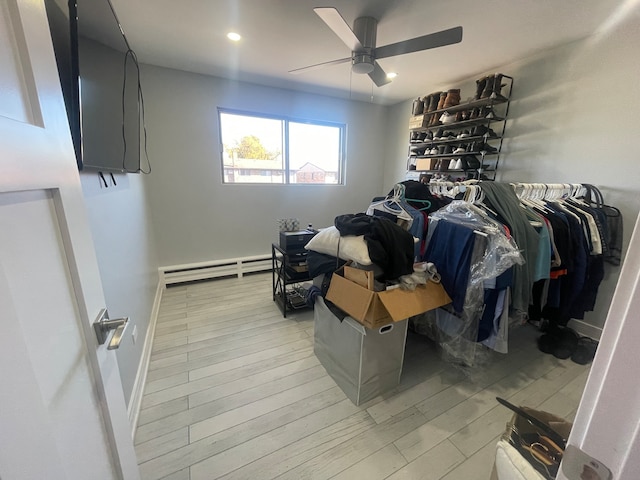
{"left": 217, "top": 108, "right": 346, "bottom": 186}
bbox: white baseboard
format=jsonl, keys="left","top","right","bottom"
{"left": 160, "top": 254, "right": 271, "bottom": 285}
{"left": 127, "top": 275, "right": 164, "bottom": 439}
{"left": 568, "top": 318, "right": 603, "bottom": 340}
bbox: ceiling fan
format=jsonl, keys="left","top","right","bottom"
{"left": 289, "top": 7, "right": 463, "bottom": 87}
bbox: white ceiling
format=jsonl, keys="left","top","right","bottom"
{"left": 99, "top": 0, "right": 632, "bottom": 105}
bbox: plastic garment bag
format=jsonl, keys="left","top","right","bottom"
{"left": 414, "top": 201, "right": 525, "bottom": 367}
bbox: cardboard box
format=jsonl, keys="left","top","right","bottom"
{"left": 326, "top": 266, "right": 451, "bottom": 329}
{"left": 314, "top": 297, "right": 407, "bottom": 405}
{"left": 415, "top": 158, "right": 438, "bottom": 171}
{"left": 344, "top": 265, "right": 374, "bottom": 290}
{"left": 409, "top": 114, "right": 429, "bottom": 129}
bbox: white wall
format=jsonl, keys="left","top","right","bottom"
{"left": 80, "top": 172, "right": 159, "bottom": 406}
{"left": 140, "top": 64, "right": 390, "bottom": 267}
{"left": 384, "top": 15, "right": 640, "bottom": 335}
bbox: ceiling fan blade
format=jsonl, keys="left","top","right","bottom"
{"left": 375, "top": 26, "right": 463, "bottom": 59}
{"left": 314, "top": 7, "right": 363, "bottom": 52}
{"left": 368, "top": 61, "right": 392, "bottom": 87}
{"left": 288, "top": 57, "right": 351, "bottom": 74}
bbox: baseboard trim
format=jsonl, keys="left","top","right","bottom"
{"left": 160, "top": 254, "right": 271, "bottom": 285}
{"left": 128, "top": 274, "right": 164, "bottom": 439}
{"left": 568, "top": 318, "right": 603, "bottom": 340}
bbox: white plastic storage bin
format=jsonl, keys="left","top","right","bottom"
{"left": 313, "top": 297, "right": 408, "bottom": 405}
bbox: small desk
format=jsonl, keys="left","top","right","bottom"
{"left": 271, "top": 243, "right": 312, "bottom": 317}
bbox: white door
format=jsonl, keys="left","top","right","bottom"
{"left": 0, "top": 0, "right": 138, "bottom": 478}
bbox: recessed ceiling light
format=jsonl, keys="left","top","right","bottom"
{"left": 227, "top": 32, "right": 242, "bottom": 42}
{"left": 386, "top": 72, "right": 398, "bottom": 79}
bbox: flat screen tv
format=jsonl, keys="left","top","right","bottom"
{"left": 45, "top": 0, "right": 147, "bottom": 173}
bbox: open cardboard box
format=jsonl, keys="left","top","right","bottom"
{"left": 326, "top": 266, "right": 452, "bottom": 329}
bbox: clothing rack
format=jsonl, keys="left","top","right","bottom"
{"left": 428, "top": 180, "right": 588, "bottom": 202}
{"left": 510, "top": 183, "right": 586, "bottom": 201}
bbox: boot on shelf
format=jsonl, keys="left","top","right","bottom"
{"left": 427, "top": 93, "right": 441, "bottom": 112}
{"left": 443, "top": 89, "right": 461, "bottom": 109}
{"left": 435, "top": 92, "right": 448, "bottom": 110}
{"left": 475, "top": 76, "right": 487, "bottom": 100}
{"left": 491, "top": 73, "right": 508, "bottom": 100}
{"left": 412, "top": 98, "right": 424, "bottom": 116}
{"left": 480, "top": 74, "right": 495, "bottom": 99}
{"left": 428, "top": 113, "right": 441, "bottom": 127}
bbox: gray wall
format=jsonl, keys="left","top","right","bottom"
{"left": 80, "top": 172, "right": 159, "bottom": 406}
{"left": 384, "top": 15, "right": 640, "bottom": 334}
{"left": 140, "top": 65, "right": 389, "bottom": 267}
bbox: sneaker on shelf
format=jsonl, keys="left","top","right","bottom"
{"left": 458, "top": 130, "right": 471, "bottom": 138}
{"left": 479, "top": 143, "right": 498, "bottom": 153}
{"left": 453, "top": 146, "right": 466, "bottom": 155}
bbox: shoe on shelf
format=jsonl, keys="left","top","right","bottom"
{"left": 443, "top": 89, "right": 461, "bottom": 109}
{"left": 479, "top": 143, "right": 498, "bottom": 153}
{"left": 475, "top": 76, "right": 487, "bottom": 100}
{"left": 434, "top": 127, "right": 445, "bottom": 140}
{"left": 440, "top": 112, "right": 457, "bottom": 125}
{"left": 424, "top": 131, "right": 434, "bottom": 141}
{"left": 452, "top": 158, "right": 463, "bottom": 169}
{"left": 445, "top": 131, "right": 457, "bottom": 140}
{"left": 453, "top": 145, "right": 466, "bottom": 155}
{"left": 480, "top": 74, "right": 494, "bottom": 99}
{"left": 412, "top": 98, "right": 425, "bottom": 116}
{"left": 436, "top": 92, "right": 448, "bottom": 110}
{"left": 490, "top": 73, "right": 508, "bottom": 101}
{"left": 471, "top": 125, "right": 498, "bottom": 138}
{"left": 429, "top": 147, "right": 439, "bottom": 155}
{"left": 425, "top": 92, "right": 440, "bottom": 113}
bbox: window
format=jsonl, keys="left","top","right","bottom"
{"left": 219, "top": 109, "right": 345, "bottom": 184}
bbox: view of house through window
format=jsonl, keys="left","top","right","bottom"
{"left": 219, "top": 110, "right": 345, "bottom": 184}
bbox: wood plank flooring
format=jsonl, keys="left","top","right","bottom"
{"left": 135, "top": 273, "right": 590, "bottom": 479}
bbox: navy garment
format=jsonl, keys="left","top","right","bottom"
{"left": 570, "top": 255, "right": 605, "bottom": 319}
{"left": 550, "top": 205, "right": 588, "bottom": 323}
{"left": 425, "top": 220, "right": 476, "bottom": 313}
{"left": 478, "top": 268, "right": 513, "bottom": 342}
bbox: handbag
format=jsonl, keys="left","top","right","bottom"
{"left": 497, "top": 397, "right": 572, "bottom": 479}
{"left": 581, "top": 184, "right": 623, "bottom": 265}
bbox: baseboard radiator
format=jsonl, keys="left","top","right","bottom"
{"left": 160, "top": 254, "right": 272, "bottom": 285}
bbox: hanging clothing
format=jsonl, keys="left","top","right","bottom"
{"left": 480, "top": 182, "right": 541, "bottom": 313}
{"left": 425, "top": 220, "right": 476, "bottom": 313}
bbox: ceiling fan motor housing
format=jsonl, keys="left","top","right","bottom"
{"left": 352, "top": 54, "right": 374, "bottom": 74}
{"left": 352, "top": 16, "right": 377, "bottom": 74}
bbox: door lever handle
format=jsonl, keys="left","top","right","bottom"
{"left": 93, "top": 308, "right": 129, "bottom": 350}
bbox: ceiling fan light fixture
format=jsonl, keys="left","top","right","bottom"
{"left": 386, "top": 72, "right": 398, "bottom": 79}
{"left": 351, "top": 54, "right": 374, "bottom": 74}
{"left": 226, "top": 32, "right": 242, "bottom": 42}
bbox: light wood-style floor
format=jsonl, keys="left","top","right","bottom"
{"left": 135, "top": 273, "right": 590, "bottom": 480}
